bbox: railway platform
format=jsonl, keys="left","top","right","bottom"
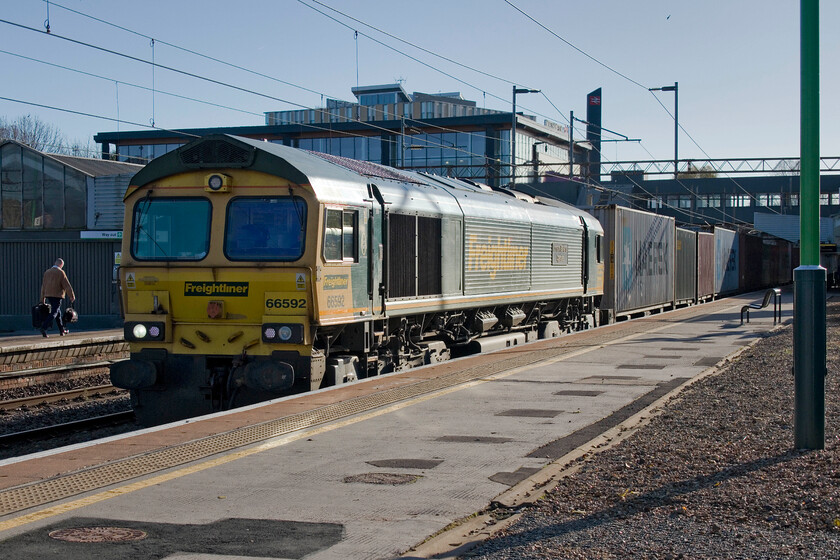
{"left": 0, "top": 291, "right": 791, "bottom": 559}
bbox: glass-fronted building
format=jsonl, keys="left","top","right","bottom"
{"left": 0, "top": 140, "right": 143, "bottom": 329}
{"left": 94, "top": 84, "right": 585, "bottom": 187}
{"left": 0, "top": 140, "right": 141, "bottom": 235}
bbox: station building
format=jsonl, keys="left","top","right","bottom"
{"left": 94, "top": 83, "right": 586, "bottom": 187}
{"left": 93, "top": 83, "right": 840, "bottom": 235}
{"left": 0, "top": 140, "right": 141, "bottom": 331}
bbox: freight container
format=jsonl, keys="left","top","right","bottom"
{"left": 739, "top": 232, "right": 763, "bottom": 292}
{"left": 675, "top": 227, "right": 697, "bottom": 305}
{"left": 697, "top": 232, "right": 715, "bottom": 301}
{"left": 777, "top": 238, "right": 795, "bottom": 285}
{"left": 714, "top": 227, "right": 739, "bottom": 295}
{"left": 594, "top": 205, "right": 675, "bottom": 318}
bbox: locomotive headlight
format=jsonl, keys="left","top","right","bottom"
{"left": 204, "top": 173, "right": 230, "bottom": 192}
{"left": 125, "top": 321, "right": 165, "bottom": 341}
{"left": 261, "top": 323, "right": 304, "bottom": 344}
{"left": 208, "top": 174, "right": 223, "bottom": 190}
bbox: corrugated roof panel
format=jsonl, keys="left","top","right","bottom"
{"left": 91, "top": 175, "right": 130, "bottom": 230}
{"left": 48, "top": 154, "right": 142, "bottom": 177}
{"left": 753, "top": 213, "right": 833, "bottom": 243}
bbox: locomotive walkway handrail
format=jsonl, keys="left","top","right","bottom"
{"left": 740, "top": 288, "right": 782, "bottom": 325}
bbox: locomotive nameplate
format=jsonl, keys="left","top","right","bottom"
{"left": 323, "top": 274, "right": 349, "bottom": 290}
{"left": 265, "top": 292, "right": 308, "bottom": 315}
{"left": 551, "top": 243, "right": 569, "bottom": 266}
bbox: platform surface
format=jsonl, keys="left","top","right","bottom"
{"left": 0, "top": 292, "right": 789, "bottom": 559}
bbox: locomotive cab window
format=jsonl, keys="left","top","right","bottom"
{"left": 225, "top": 196, "right": 307, "bottom": 261}
{"left": 596, "top": 235, "right": 603, "bottom": 263}
{"left": 324, "top": 208, "right": 358, "bottom": 262}
{"left": 131, "top": 197, "right": 211, "bottom": 261}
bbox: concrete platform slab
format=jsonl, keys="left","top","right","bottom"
{"left": 0, "top": 292, "right": 792, "bottom": 559}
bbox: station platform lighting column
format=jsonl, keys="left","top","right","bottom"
{"left": 794, "top": 0, "right": 825, "bottom": 451}
{"left": 511, "top": 86, "right": 540, "bottom": 184}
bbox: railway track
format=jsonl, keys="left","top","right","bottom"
{"left": 0, "top": 336, "right": 135, "bottom": 458}
{"left": 0, "top": 360, "right": 122, "bottom": 391}
{"left": 0, "top": 410, "right": 136, "bottom": 447}
{"left": 0, "top": 383, "right": 125, "bottom": 411}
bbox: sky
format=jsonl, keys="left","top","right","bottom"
{"left": 0, "top": 0, "right": 837, "bottom": 165}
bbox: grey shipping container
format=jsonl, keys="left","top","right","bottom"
{"left": 714, "top": 227, "right": 739, "bottom": 295}
{"left": 697, "top": 232, "right": 715, "bottom": 301}
{"left": 675, "top": 228, "right": 697, "bottom": 304}
{"left": 595, "top": 205, "right": 675, "bottom": 316}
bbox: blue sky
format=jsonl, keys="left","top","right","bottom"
{"left": 1, "top": 0, "right": 836, "bottom": 163}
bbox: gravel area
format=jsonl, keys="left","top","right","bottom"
{"left": 465, "top": 297, "right": 840, "bottom": 559}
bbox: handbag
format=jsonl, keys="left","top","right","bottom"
{"left": 63, "top": 306, "right": 79, "bottom": 324}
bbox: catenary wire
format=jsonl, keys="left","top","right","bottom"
{"left": 293, "top": 0, "right": 573, "bottom": 130}
{"left": 44, "top": 0, "right": 340, "bottom": 101}
{"left": 0, "top": 49, "right": 265, "bottom": 119}
{"left": 0, "top": 96, "right": 201, "bottom": 141}
{"left": 504, "top": 0, "right": 649, "bottom": 91}
{"left": 21, "top": 5, "right": 642, "bottom": 166}
{"left": 6, "top": 9, "right": 786, "bottom": 220}
{"left": 0, "top": 18, "right": 509, "bottom": 165}
{"left": 298, "top": 0, "right": 525, "bottom": 88}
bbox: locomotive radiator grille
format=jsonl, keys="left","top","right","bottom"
{"left": 179, "top": 139, "right": 254, "bottom": 167}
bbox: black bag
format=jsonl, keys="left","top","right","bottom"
{"left": 63, "top": 306, "right": 78, "bottom": 324}
{"left": 32, "top": 302, "right": 50, "bottom": 329}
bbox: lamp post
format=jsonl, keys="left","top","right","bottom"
{"left": 649, "top": 82, "right": 678, "bottom": 178}
{"left": 794, "top": 0, "right": 824, "bottom": 450}
{"left": 512, "top": 86, "right": 540, "bottom": 184}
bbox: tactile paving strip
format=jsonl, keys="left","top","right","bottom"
{"left": 0, "top": 301, "right": 737, "bottom": 517}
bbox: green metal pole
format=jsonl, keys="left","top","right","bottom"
{"left": 794, "top": 0, "right": 825, "bottom": 450}
{"left": 800, "top": 0, "right": 820, "bottom": 266}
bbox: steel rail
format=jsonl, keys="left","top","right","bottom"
{"left": 0, "top": 384, "right": 124, "bottom": 411}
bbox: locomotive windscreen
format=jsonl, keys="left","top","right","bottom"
{"left": 224, "top": 197, "right": 307, "bottom": 261}
{"left": 131, "top": 197, "right": 211, "bottom": 261}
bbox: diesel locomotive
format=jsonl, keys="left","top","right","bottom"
{"left": 110, "top": 134, "right": 605, "bottom": 425}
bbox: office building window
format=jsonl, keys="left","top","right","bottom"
{"left": 726, "top": 194, "right": 751, "bottom": 208}
{"left": 697, "top": 195, "right": 721, "bottom": 208}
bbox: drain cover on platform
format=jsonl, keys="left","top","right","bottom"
{"left": 49, "top": 527, "right": 148, "bottom": 543}
{"left": 344, "top": 473, "right": 421, "bottom": 485}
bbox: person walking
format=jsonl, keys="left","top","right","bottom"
{"left": 40, "top": 258, "right": 75, "bottom": 337}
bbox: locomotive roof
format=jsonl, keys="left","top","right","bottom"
{"left": 128, "top": 134, "right": 599, "bottom": 230}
